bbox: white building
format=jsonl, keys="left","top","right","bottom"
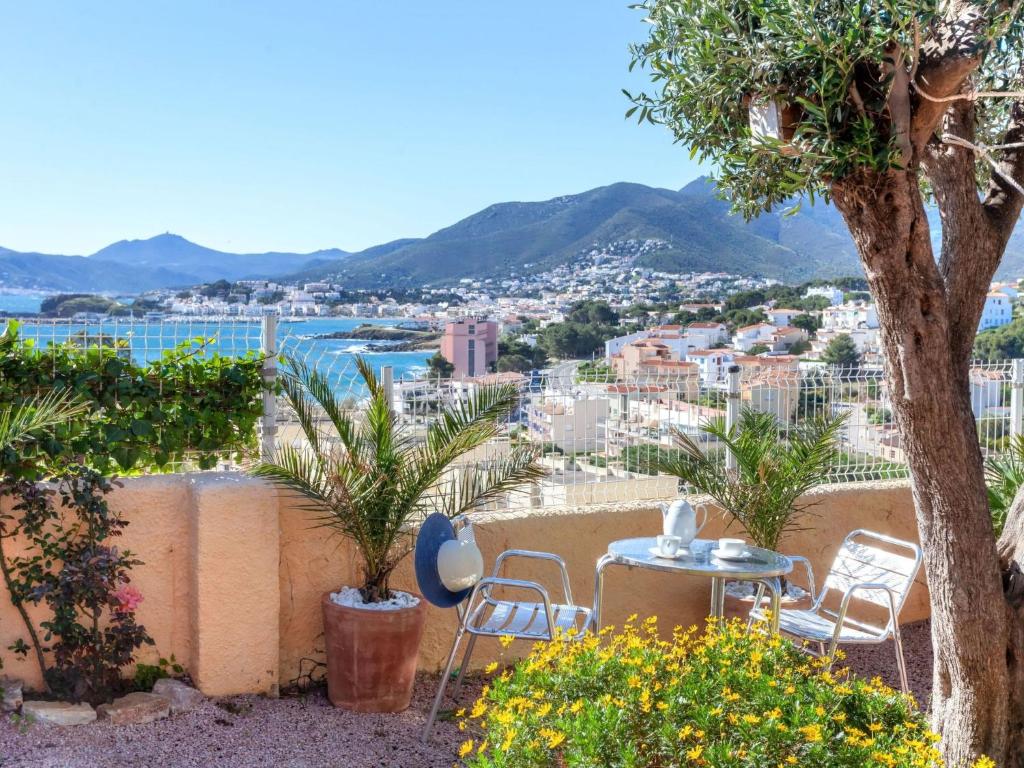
{"left": 732, "top": 322, "right": 777, "bottom": 352}
{"left": 765, "top": 308, "right": 804, "bottom": 327}
{"left": 804, "top": 286, "right": 845, "bottom": 306}
{"left": 685, "top": 349, "right": 734, "bottom": 384}
{"left": 822, "top": 302, "right": 879, "bottom": 332}
{"left": 684, "top": 322, "right": 729, "bottom": 348}
{"left": 979, "top": 292, "right": 1013, "bottom": 331}
{"left": 527, "top": 396, "right": 608, "bottom": 453}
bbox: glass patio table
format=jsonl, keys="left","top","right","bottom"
{"left": 590, "top": 537, "right": 793, "bottom": 634}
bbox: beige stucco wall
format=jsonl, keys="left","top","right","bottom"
{"left": 0, "top": 474, "right": 927, "bottom": 696}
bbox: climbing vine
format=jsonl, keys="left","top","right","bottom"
{"left": 0, "top": 321, "right": 266, "bottom": 475}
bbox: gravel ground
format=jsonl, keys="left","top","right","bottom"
{"left": 0, "top": 621, "right": 933, "bottom": 768}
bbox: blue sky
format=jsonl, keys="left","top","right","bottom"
{"left": 0, "top": 1, "right": 703, "bottom": 256}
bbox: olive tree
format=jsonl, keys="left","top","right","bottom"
{"left": 628, "top": 0, "right": 1024, "bottom": 763}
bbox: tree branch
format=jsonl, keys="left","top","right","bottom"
{"left": 910, "top": 2, "right": 989, "bottom": 149}
{"left": 924, "top": 102, "right": 1000, "bottom": 368}
{"left": 983, "top": 98, "right": 1024, "bottom": 239}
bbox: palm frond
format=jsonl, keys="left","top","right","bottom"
{"left": 0, "top": 390, "right": 90, "bottom": 451}
{"left": 661, "top": 407, "right": 846, "bottom": 551}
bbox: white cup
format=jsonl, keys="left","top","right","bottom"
{"left": 657, "top": 534, "right": 682, "bottom": 558}
{"left": 718, "top": 537, "right": 746, "bottom": 556}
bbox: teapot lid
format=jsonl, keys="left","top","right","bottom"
{"left": 667, "top": 498, "right": 692, "bottom": 512}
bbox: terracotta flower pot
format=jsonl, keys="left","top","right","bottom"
{"left": 321, "top": 590, "right": 427, "bottom": 712}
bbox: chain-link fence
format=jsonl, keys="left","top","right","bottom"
{"left": 4, "top": 316, "right": 1021, "bottom": 509}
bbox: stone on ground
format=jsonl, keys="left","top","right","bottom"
{"left": 22, "top": 701, "right": 96, "bottom": 726}
{"left": 0, "top": 678, "right": 23, "bottom": 712}
{"left": 96, "top": 692, "right": 170, "bottom": 725}
{"left": 152, "top": 678, "right": 204, "bottom": 713}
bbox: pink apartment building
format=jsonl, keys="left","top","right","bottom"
{"left": 440, "top": 318, "right": 498, "bottom": 378}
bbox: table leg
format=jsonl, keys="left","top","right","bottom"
{"left": 591, "top": 554, "right": 615, "bottom": 632}
{"left": 766, "top": 577, "right": 782, "bottom": 635}
{"left": 709, "top": 576, "right": 726, "bottom": 626}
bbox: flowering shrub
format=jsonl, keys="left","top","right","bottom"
{"left": 0, "top": 465, "right": 153, "bottom": 703}
{"left": 458, "top": 617, "right": 946, "bottom": 768}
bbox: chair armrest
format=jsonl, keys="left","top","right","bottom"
{"left": 492, "top": 549, "right": 574, "bottom": 605}
{"left": 785, "top": 556, "right": 817, "bottom": 604}
{"left": 468, "top": 576, "right": 556, "bottom": 637}
{"left": 833, "top": 582, "right": 899, "bottom": 646}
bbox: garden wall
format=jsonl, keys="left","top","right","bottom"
{"left": 0, "top": 475, "right": 927, "bottom": 696}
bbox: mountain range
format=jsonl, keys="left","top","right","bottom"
{"left": 6, "top": 177, "right": 1024, "bottom": 294}
{"left": 0, "top": 235, "right": 346, "bottom": 293}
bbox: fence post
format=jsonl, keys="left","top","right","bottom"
{"left": 725, "top": 365, "right": 741, "bottom": 471}
{"left": 381, "top": 365, "right": 394, "bottom": 412}
{"left": 260, "top": 315, "right": 278, "bottom": 462}
{"left": 1012, "top": 359, "right": 1024, "bottom": 438}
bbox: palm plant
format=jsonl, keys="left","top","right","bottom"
{"left": 660, "top": 409, "right": 846, "bottom": 552}
{"left": 985, "top": 434, "right": 1024, "bottom": 537}
{"left": 0, "top": 390, "right": 89, "bottom": 452}
{"left": 252, "top": 356, "right": 546, "bottom": 603}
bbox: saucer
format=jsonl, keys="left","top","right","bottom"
{"left": 648, "top": 546, "right": 687, "bottom": 561}
{"left": 710, "top": 548, "right": 753, "bottom": 562}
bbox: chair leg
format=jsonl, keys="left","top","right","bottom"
{"left": 892, "top": 624, "right": 910, "bottom": 693}
{"left": 422, "top": 627, "right": 466, "bottom": 743}
{"left": 451, "top": 633, "right": 478, "bottom": 699}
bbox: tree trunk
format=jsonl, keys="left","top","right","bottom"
{"left": 832, "top": 169, "right": 1016, "bottom": 765}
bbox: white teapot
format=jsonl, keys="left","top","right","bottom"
{"left": 660, "top": 498, "right": 708, "bottom": 547}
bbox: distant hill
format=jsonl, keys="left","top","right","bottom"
{"left": 8, "top": 178, "right": 1024, "bottom": 294}
{"left": 288, "top": 179, "right": 867, "bottom": 287}
{"left": 0, "top": 235, "right": 350, "bottom": 292}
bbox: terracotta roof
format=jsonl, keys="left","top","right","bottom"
{"left": 686, "top": 349, "right": 726, "bottom": 357}
{"left": 605, "top": 384, "right": 667, "bottom": 394}
{"left": 736, "top": 322, "right": 774, "bottom": 333}
{"left": 687, "top": 322, "right": 725, "bottom": 329}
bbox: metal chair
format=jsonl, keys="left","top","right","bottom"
{"left": 421, "top": 514, "right": 591, "bottom": 742}
{"left": 748, "top": 529, "right": 923, "bottom": 692}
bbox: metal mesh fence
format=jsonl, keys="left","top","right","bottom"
{"left": 3, "top": 316, "right": 1020, "bottom": 505}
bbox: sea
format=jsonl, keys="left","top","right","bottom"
{"left": 0, "top": 294, "right": 434, "bottom": 394}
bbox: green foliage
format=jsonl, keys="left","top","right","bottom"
{"left": 661, "top": 409, "right": 845, "bottom": 550}
{"left": 865, "top": 405, "right": 893, "bottom": 426}
{"left": 497, "top": 355, "right": 533, "bottom": 373}
{"left": 575, "top": 361, "right": 616, "bottom": 383}
{"left": 747, "top": 343, "right": 770, "bottom": 355}
{"left": 724, "top": 290, "right": 765, "bottom": 311}
{"left": 791, "top": 313, "right": 820, "bottom": 334}
{"left": 0, "top": 466, "right": 153, "bottom": 703}
{"left": 539, "top": 323, "right": 613, "bottom": 360}
{"left": 132, "top": 654, "right": 184, "bottom": 692}
{"left": 974, "top": 316, "right": 1024, "bottom": 360}
{"left": 822, "top": 334, "right": 861, "bottom": 369}
{"left": 0, "top": 321, "right": 265, "bottom": 475}
{"left": 40, "top": 294, "right": 125, "bottom": 318}
{"left": 428, "top": 351, "right": 455, "bottom": 378}
{"left": 497, "top": 337, "right": 548, "bottom": 370}
{"left": 566, "top": 300, "right": 619, "bottom": 326}
{"left": 460, "top": 618, "right": 941, "bottom": 768}
{"left": 252, "top": 357, "right": 546, "bottom": 602}
{"left": 985, "top": 434, "right": 1024, "bottom": 536}
{"left": 626, "top": 0, "right": 938, "bottom": 215}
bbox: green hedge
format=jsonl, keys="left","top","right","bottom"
{"left": 0, "top": 321, "right": 266, "bottom": 475}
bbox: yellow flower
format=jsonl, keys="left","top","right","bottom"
{"left": 500, "top": 728, "right": 518, "bottom": 752}
{"left": 799, "top": 724, "right": 823, "bottom": 743}
{"left": 484, "top": 662, "right": 498, "bottom": 674}
{"left": 458, "top": 739, "right": 474, "bottom": 758}
{"left": 499, "top": 635, "right": 514, "bottom": 648}
{"left": 536, "top": 702, "right": 552, "bottom": 717}
{"left": 678, "top": 724, "right": 694, "bottom": 740}
{"left": 686, "top": 744, "right": 704, "bottom": 761}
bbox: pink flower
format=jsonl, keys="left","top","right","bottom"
{"left": 112, "top": 584, "right": 144, "bottom": 614}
